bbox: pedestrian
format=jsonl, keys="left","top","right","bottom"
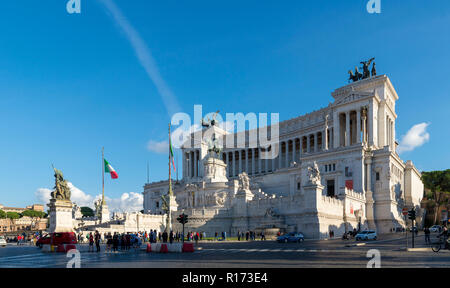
{"left": 238, "top": 231, "right": 241, "bottom": 241}
{"left": 89, "top": 233, "right": 94, "bottom": 252}
{"left": 261, "top": 231, "right": 265, "bottom": 241}
{"left": 113, "top": 232, "right": 119, "bottom": 252}
{"left": 169, "top": 231, "right": 174, "bottom": 244}
{"left": 424, "top": 227, "right": 431, "bottom": 244}
{"left": 95, "top": 231, "right": 101, "bottom": 252}
{"left": 194, "top": 232, "right": 199, "bottom": 245}
{"left": 246, "top": 231, "right": 249, "bottom": 241}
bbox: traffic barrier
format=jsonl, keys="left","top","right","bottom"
{"left": 146, "top": 243, "right": 152, "bottom": 253}
{"left": 182, "top": 242, "right": 194, "bottom": 252}
{"left": 160, "top": 244, "right": 168, "bottom": 253}
{"left": 167, "top": 243, "right": 182, "bottom": 253}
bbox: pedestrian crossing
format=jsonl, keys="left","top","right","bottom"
{"left": 0, "top": 246, "right": 368, "bottom": 267}
{"left": 0, "top": 250, "right": 142, "bottom": 268}
{"left": 194, "top": 247, "right": 362, "bottom": 255}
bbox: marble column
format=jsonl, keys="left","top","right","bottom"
{"left": 362, "top": 114, "right": 367, "bottom": 145}
{"left": 292, "top": 139, "right": 296, "bottom": 164}
{"left": 299, "top": 137, "right": 303, "bottom": 158}
{"left": 314, "top": 133, "right": 318, "bottom": 152}
{"left": 279, "top": 142, "right": 283, "bottom": 169}
{"left": 232, "top": 151, "right": 236, "bottom": 177}
{"left": 345, "top": 111, "right": 350, "bottom": 146}
{"left": 357, "top": 109, "right": 361, "bottom": 144}
{"left": 238, "top": 150, "right": 242, "bottom": 174}
{"left": 285, "top": 141, "right": 290, "bottom": 168}
{"left": 194, "top": 150, "right": 198, "bottom": 178}
{"left": 252, "top": 149, "right": 255, "bottom": 175}
{"left": 245, "top": 149, "right": 249, "bottom": 174}
{"left": 307, "top": 136, "right": 311, "bottom": 153}
{"left": 258, "top": 148, "right": 262, "bottom": 174}
{"left": 225, "top": 152, "right": 229, "bottom": 177}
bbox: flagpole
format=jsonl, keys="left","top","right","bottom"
{"left": 147, "top": 161, "right": 150, "bottom": 183}
{"left": 167, "top": 123, "right": 173, "bottom": 232}
{"left": 102, "top": 147, "right": 105, "bottom": 205}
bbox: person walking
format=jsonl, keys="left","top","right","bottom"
{"left": 95, "top": 231, "right": 101, "bottom": 252}
{"left": 238, "top": 230, "right": 241, "bottom": 241}
{"left": 424, "top": 227, "right": 431, "bottom": 244}
{"left": 88, "top": 233, "right": 94, "bottom": 252}
{"left": 261, "top": 231, "right": 266, "bottom": 241}
{"left": 169, "top": 231, "right": 174, "bottom": 244}
{"left": 246, "top": 231, "right": 249, "bottom": 241}
{"left": 113, "top": 232, "right": 119, "bottom": 253}
{"left": 162, "top": 230, "right": 168, "bottom": 243}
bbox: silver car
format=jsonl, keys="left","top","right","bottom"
{"left": 0, "top": 236, "right": 7, "bottom": 247}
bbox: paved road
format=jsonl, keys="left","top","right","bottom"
{"left": 0, "top": 233, "right": 448, "bottom": 268}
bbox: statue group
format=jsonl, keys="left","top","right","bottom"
{"left": 50, "top": 167, "right": 71, "bottom": 201}
{"left": 348, "top": 58, "right": 376, "bottom": 83}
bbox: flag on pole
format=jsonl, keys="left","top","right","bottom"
{"left": 170, "top": 139, "right": 176, "bottom": 172}
{"left": 104, "top": 159, "right": 118, "bottom": 179}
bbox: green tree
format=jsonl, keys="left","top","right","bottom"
{"left": 21, "top": 210, "right": 46, "bottom": 218}
{"left": 422, "top": 169, "right": 450, "bottom": 224}
{"left": 6, "top": 212, "right": 21, "bottom": 219}
{"left": 0, "top": 209, "right": 6, "bottom": 219}
{"left": 80, "top": 206, "right": 94, "bottom": 217}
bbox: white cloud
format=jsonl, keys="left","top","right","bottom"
{"left": 147, "top": 140, "right": 168, "bottom": 154}
{"left": 99, "top": 0, "right": 180, "bottom": 116}
{"left": 35, "top": 183, "right": 142, "bottom": 213}
{"left": 106, "top": 192, "right": 143, "bottom": 213}
{"left": 397, "top": 122, "right": 430, "bottom": 153}
{"left": 35, "top": 188, "right": 52, "bottom": 204}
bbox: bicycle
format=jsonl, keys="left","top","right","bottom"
{"left": 431, "top": 236, "right": 449, "bottom": 252}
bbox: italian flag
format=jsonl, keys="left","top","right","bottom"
{"left": 170, "top": 139, "right": 176, "bottom": 172}
{"left": 104, "top": 159, "right": 118, "bottom": 179}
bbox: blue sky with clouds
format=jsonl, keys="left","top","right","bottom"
{"left": 0, "top": 0, "right": 448, "bottom": 208}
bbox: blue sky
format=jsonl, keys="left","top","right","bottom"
{"left": 0, "top": 0, "right": 449, "bottom": 208}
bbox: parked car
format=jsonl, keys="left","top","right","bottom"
{"left": 355, "top": 230, "right": 377, "bottom": 241}
{"left": 409, "top": 227, "right": 418, "bottom": 233}
{"left": 0, "top": 236, "right": 7, "bottom": 247}
{"left": 429, "top": 225, "right": 441, "bottom": 233}
{"left": 277, "top": 232, "right": 305, "bottom": 243}
{"left": 36, "top": 232, "right": 77, "bottom": 248}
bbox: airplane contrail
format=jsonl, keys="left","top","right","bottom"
{"left": 98, "top": 0, "right": 181, "bottom": 117}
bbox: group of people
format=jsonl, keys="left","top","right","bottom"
{"left": 237, "top": 230, "right": 265, "bottom": 241}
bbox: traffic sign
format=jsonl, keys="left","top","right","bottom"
{"left": 402, "top": 208, "right": 408, "bottom": 216}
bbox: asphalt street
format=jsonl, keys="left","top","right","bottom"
{"left": 0, "top": 233, "right": 449, "bottom": 268}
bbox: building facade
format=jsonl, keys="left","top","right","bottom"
{"left": 143, "top": 75, "right": 424, "bottom": 239}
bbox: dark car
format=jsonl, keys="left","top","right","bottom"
{"left": 277, "top": 232, "right": 304, "bottom": 243}
{"left": 36, "top": 232, "right": 77, "bottom": 248}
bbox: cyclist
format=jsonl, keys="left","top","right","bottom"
{"left": 438, "top": 226, "right": 448, "bottom": 249}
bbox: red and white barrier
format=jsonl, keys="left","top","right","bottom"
{"left": 145, "top": 242, "right": 192, "bottom": 253}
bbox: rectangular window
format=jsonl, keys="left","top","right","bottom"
{"left": 376, "top": 172, "right": 380, "bottom": 181}
{"left": 325, "top": 165, "right": 328, "bottom": 172}
{"left": 333, "top": 164, "right": 336, "bottom": 171}
{"left": 327, "top": 180, "right": 335, "bottom": 197}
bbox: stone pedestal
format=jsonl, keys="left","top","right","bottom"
{"left": 48, "top": 199, "right": 74, "bottom": 233}
{"left": 203, "top": 154, "right": 228, "bottom": 183}
{"left": 99, "top": 203, "right": 110, "bottom": 224}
